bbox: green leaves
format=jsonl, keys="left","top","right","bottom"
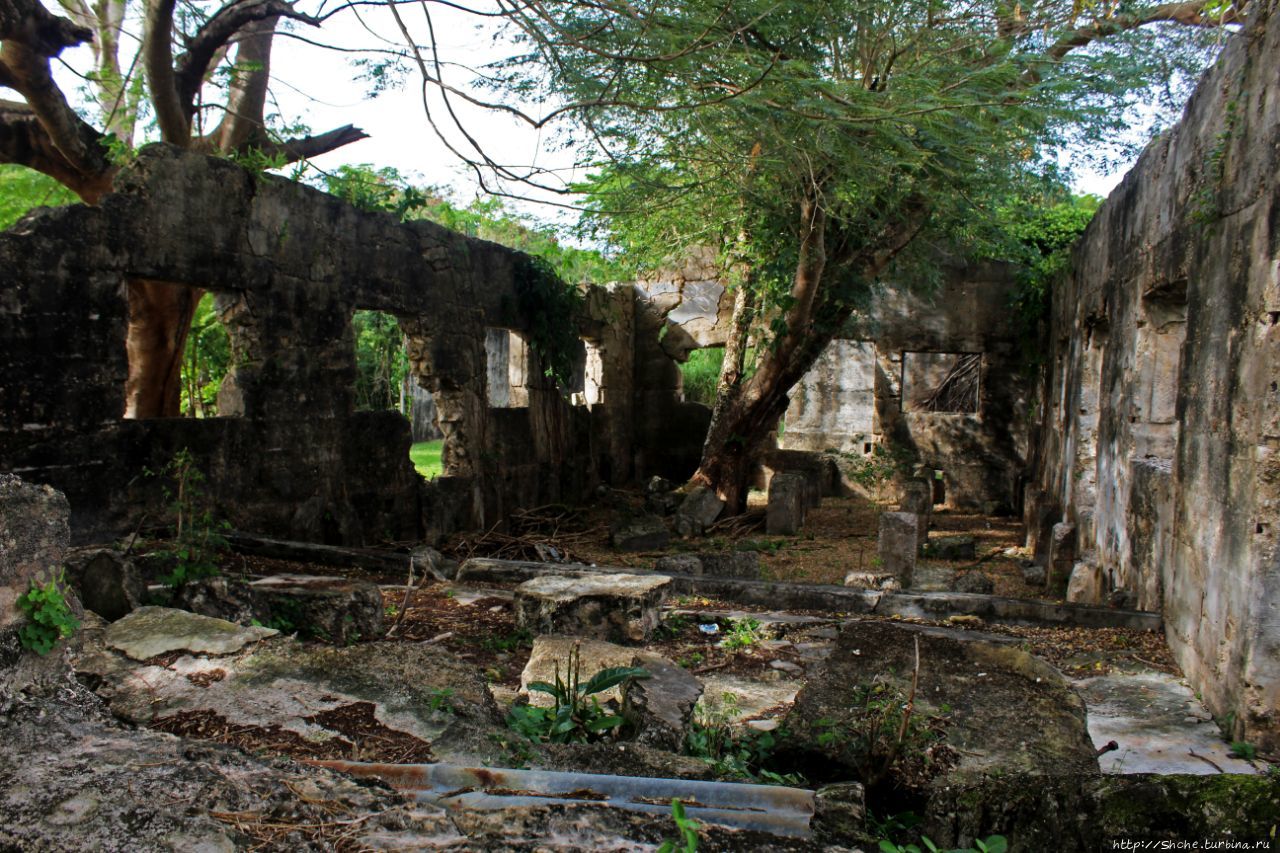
{"left": 507, "top": 643, "right": 649, "bottom": 744}
{"left": 16, "top": 572, "right": 81, "bottom": 656}
{"left": 657, "top": 799, "right": 701, "bottom": 852}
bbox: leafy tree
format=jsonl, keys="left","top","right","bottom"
{"left": 400, "top": 0, "right": 1240, "bottom": 511}
{"left": 180, "top": 293, "right": 231, "bottom": 417}
{"left": 0, "top": 163, "right": 76, "bottom": 228}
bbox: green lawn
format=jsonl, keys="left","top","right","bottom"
{"left": 410, "top": 440, "right": 444, "bottom": 479}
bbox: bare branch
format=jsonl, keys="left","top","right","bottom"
{"left": 175, "top": 0, "right": 321, "bottom": 113}
{"left": 256, "top": 122, "right": 369, "bottom": 162}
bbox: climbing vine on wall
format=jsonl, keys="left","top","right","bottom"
{"left": 507, "top": 254, "right": 584, "bottom": 390}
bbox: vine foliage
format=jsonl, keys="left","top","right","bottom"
{"left": 507, "top": 254, "right": 584, "bottom": 390}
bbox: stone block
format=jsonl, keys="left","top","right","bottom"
{"left": 1049, "top": 523, "right": 1078, "bottom": 591}
{"left": 654, "top": 554, "right": 703, "bottom": 575}
{"left": 952, "top": 571, "right": 995, "bottom": 595}
{"left": 843, "top": 572, "right": 900, "bottom": 591}
{"left": 766, "top": 472, "right": 807, "bottom": 535}
{"left": 698, "top": 551, "right": 760, "bottom": 580}
{"left": 249, "top": 574, "right": 385, "bottom": 644}
{"left": 515, "top": 573, "right": 671, "bottom": 644}
{"left": 610, "top": 515, "right": 670, "bottom": 552}
{"left": 878, "top": 512, "right": 918, "bottom": 587}
{"left": 899, "top": 478, "right": 933, "bottom": 542}
{"left": 104, "top": 607, "right": 278, "bottom": 661}
{"left": 66, "top": 548, "right": 146, "bottom": 622}
{"left": 0, "top": 474, "right": 72, "bottom": 632}
{"left": 623, "top": 654, "right": 704, "bottom": 751}
{"left": 1066, "top": 559, "right": 1104, "bottom": 606}
{"left": 923, "top": 534, "right": 976, "bottom": 561}
{"left": 1022, "top": 562, "right": 1047, "bottom": 587}
{"left": 674, "top": 486, "right": 725, "bottom": 537}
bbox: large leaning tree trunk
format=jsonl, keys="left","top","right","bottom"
{"left": 2, "top": 0, "right": 367, "bottom": 417}
{"left": 692, "top": 193, "right": 929, "bottom": 513}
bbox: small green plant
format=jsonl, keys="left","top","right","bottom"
{"left": 16, "top": 571, "right": 81, "bottom": 655}
{"left": 657, "top": 799, "right": 700, "bottom": 852}
{"left": 721, "top": 617, "right": 763, "bottom": 651}
{"left": 836, "top": 444, "right": 916, "bottom": 502}
{"left": 1230, "top": 741, "right": 1257, "bottom": 760}
{"left": 148, "top": 448, "right": 229, "bottom": 587}
{"left": 655, "top": 613, "right": 692, "bottom": 640}
{"left": 428, "top": 688, "right": 457, "bottom": 714}
{"left": 878, "top": 835, "right": 1007, "bottom": 853}
{"left": 677, "top": 651, "right": 705, "bottom": 669}
{"left": 684, "top": 693, "right": 803, "bottom": 785}
{"left": 506, "top": 643, "right": 649, "bottom": 744}
{"left": 483, "top": 627, "right": 533, "bottom": 652}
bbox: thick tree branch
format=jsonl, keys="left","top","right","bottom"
{"left": 0, "top": 0, "right": 92, "bottom": 55}
{"left": 0, "top": 99, "right": 113, "bottom": 199}
{"left": 209, "top": 14, "right": 277, "bottom": 150}
{"left": 142, "top": 0, "right": 188, "bottom": 141}
{"left": 1046, "top": 1, "right": 1243, "bottom": 61}
{"left": 175, "top": 0, "right": 320, "bottom": 116}
{"left": 257, "top": 123, "right": 369, "bottom": 162}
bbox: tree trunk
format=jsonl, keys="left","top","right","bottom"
{"left": 124, "top": 279, "right": 202, "bottom": 418}
{"left": 692, "top": 196, "right": 930, "bottom": 513}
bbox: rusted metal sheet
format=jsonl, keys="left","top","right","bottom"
{"left": 312, "top": 761, "right": 814, "bottom": 837}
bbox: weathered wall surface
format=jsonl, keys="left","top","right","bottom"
{"left": 1027, "top": 1, "right": 1280, "bottom": 748}
{"left": 781, "top": 261, "right": 1032, "bottom": 510}
{"left": 0, "top": 146, "right": 683, "bottom": 546}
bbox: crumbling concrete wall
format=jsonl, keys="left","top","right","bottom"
{"left": 1027, "top": 0, "right": 1280, "bottom": 748}
{"left": 781, "top": 261, "right": 1031, "bottom": 511}
{"left": 0, "top": 146, "right": 684, "bottom": 546}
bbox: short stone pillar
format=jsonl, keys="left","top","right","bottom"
{"left": 1065, "top": 558, "right": 1103, "bottom": 605}
{"left": 878, "top": 511, "right": 919, "bottom": 587}
{"left": 767, "top": 472, "right": 808, "bottom": 535}
{"left": 1049, "top": 522, "right": 1078, "bottom": 591}
{"left": 899, "top": 479, "right": 933, "bottom": 544}
{"left": 515, "top": 573, "right": 671, "bottom": 643}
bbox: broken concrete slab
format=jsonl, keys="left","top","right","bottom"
{"left": 623, "top": 654, "right": 704, "bottom": 751}
{"left": 655, "top": 554, "right": 704, "bottom": 575}
{"left": 515, "top": 573, "right": 671, "bottom": 643}
{"left": 878, "top": 511, "right": 919, "bottom": 586}
{"left": 103, "top": 607, "right": 277, "bottom": 660}
{"left": 786, "top": 621, "right": 1098, "bottom": 783}
{"left": 909, "top": 564, "right": 956, "bottom": 592}
{"left": 77, "top": 631, "right": 504, "bottom": 765}
{"left": 899, "top": 478, "right": 933, "bottom": 542}
{"left": 1076, "top": 671, "right": 1259, "bottom": 775}
{"left": 1049, "top": 523, "right": 1078, "bottom": 591}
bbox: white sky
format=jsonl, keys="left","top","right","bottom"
{"left": 52, "top": 2, "right": 1138, "bottom": 227}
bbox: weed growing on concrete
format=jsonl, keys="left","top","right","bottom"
{"left": 507, "top": 642, "right": 648, "bottom": 744}
{"left": 147, "top": 448, "right": 229, "bottom": 587}
{"left": 16, "top": 571, "right": 80, "bottom": 655}
{"left": 721, "top": 617, "right": 763, "bottom": 650}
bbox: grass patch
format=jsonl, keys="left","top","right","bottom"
{"left": 410, "top": 440, "right": 444, "bottom": 479}
{"left": 679, "top": 347, "right": 725, "bottom": 406}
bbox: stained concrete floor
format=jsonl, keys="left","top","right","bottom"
{"left": 1076, "top": 671, "right": 1261, "bottom": 775}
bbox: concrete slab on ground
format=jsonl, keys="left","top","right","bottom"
{"left": 1077, "top": 671, "right": 1260, "bottom": 775}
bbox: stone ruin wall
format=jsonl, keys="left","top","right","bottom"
{"left": 1026, "top": 0, "right": 1280, "bottom": 748}
{"left": 781, "top": 261, "right": 1032, "bottom": 511}
{"left": 0, "top": 145, "right": 704, "bottom": 547}
{"left": 642, "top": 255, "right": 1034, "bottom": 511}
